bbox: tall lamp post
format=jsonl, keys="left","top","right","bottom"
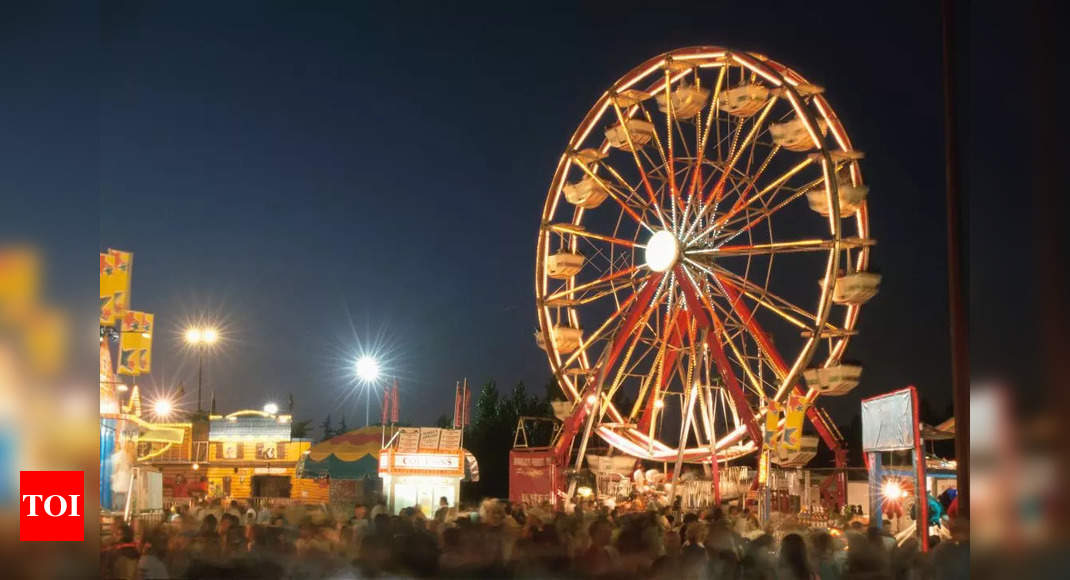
{"left": 355, "top": 355, "right": 381, "bottom": 427}
{"left": 185, "top": 326, "right": 219, "bottom": 412}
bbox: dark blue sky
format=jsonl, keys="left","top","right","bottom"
{"left": 93, "top": 1, "right": 965, "bottom": 427}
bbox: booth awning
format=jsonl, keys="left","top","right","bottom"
{"left": 297, "top": 427, "right": 383, "bottom": 480}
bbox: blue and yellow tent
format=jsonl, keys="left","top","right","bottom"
{"left": 297, "top": 427, "right": 382, "bottom": 479}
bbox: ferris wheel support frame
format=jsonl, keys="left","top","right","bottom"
{"left": 717, "top": 275, "right": 848, "bottom": 505}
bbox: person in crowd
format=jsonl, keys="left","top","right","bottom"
{"left": 777, "top": 533, "right": 814, "bottom": 580}
{"left": 137, "top": 529, "right": 171, "bottom": 579}
{"left": 435, "top": 496, "right": 450, "bottom": 522}
{"left": 809, "top": 529, "right": 843, "bottom": 580}
{"left": 579, "top": 517, "right": 617, "bottom": 576}
{"left": 102, "top": 523, "right": 140, "bottom": 579}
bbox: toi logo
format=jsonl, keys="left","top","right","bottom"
{"left": 19, "top": 471, "right": 84, "bottom": 541}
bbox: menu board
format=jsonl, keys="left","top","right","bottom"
{"left": 439, "top": 429, "right": 461, "bottom": 450}
{"left": 397, "top": 428, "right": 421, "bottom": 453}
{"left": 419, "top": 427, "right": 442, "bottom": 450}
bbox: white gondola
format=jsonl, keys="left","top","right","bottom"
{"left": 546, "top": 252, "right": 585, "bottom": 279}
{"left": 772, "top": 436, "right": 819, "bottom": 468}
{"left": 803, "top": 364, "right": 863, "bottom": 396}
{"left": 831, "top": 272, "right": 881, "bottom": 304}
{"left": 613, "top": 89, "right": 652, "bottom": 107}
{"left": 571, "top": 148, "right": 607, "bottom": 166}
{"left": 655, "top": 84, "right": 710, "bottom": 119}
{"left": 769, "top": 117, "right": 829, "bottom": 151}
{"left": 551, "top": 400, "right": 573, "bottom": 421}
{"left": 548, "top": 326, "right": 582, "bottom": 354}
{"left": 806, "top": 178, "right": 870, "bottom": 217}
{"left": 605, "top": 119, "right": 656, "bottom": 151}
{"left": 563, "top": 175, "right": 610, "bottom": 209}
{"left": 718, "top": 84, "right": 770, "bottom": 117}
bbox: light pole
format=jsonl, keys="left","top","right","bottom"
{"left": 185, "top": 326, "right": 219, "bottom": 413}
{"left": 355, "top": 355, "right": 381, "bottom": 427}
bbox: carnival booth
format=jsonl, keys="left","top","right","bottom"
{"left": 378, "top": 427, "right": 478, "bottom": 515}
{"left": 861, "top": 387, "right": 958, "bottom": 551}
{"left": 297, "top": 426, "right": 382, "bottom": 506}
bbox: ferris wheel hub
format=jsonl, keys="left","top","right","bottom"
{"left": 645, "top": 230, "right": 680, "bottom": 273}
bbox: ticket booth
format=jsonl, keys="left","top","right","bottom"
{"left": 378, "top": 427, "right": 472, "bottom": 515}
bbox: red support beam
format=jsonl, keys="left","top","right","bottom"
{"left": 715, "top": 275, "right": 847, "bottom": 481}
{"left": 553, "top": 274, "right": 663, "bottom": 463}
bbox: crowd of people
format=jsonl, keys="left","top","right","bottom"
{"left": 101, "top": 496, "right": 969, "bottom": 579}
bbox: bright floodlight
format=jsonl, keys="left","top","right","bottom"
{"left": 645, "top": 230, "right": 680, "bottom": 272}
{"left": 586, "top": 394, "right": 598, "bottom": 405}
{"left": 653, "top": 398, "right": 665, "bottom": 409}
{"left": 202, "top": 328, "right": 219, "bottom": 344}
{"left": 882, "top": 480, "right": 905, "bottom": 501}
{"left": 263, "top": 402, "right": 279, "bottom": 415}
{"left": 185, "top": 327, "right": 203, "bottom": 344}
{"left": 355, "top": 355, "right": 381, "bottom": 383}
{"left": 153, "top": 399, "right": 173, "bottom": 418}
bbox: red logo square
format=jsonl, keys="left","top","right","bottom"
{"left": 19, "top": 471, "right": 84, "bottom": 541}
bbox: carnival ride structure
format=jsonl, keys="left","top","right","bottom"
{"left": 529, "top": 46, "right": 879, "bottom": 507}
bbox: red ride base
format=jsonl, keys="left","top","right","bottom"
{"left": 509, "top": 447, "right": 565, "bottom": 507}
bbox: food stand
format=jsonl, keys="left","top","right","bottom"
{"left": 378, "top": 427, "right": 476, "bottom": 515}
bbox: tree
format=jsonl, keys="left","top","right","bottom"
{"left": 291, "top": 419, "right": 312, "bottom": 439}
{"left": 434, "top": 414, "right": 452, "bottom": 429}
{"left": 320, "top": 414, "right": 333, "bottom": 441}
{"left": 338, "top": 415, "right": 349, "bottom": 435}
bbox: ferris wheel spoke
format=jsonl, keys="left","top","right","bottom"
{"left": 688, "top": 258, "right": 839, "bottom": 335}
{"left": 691, "top": 237, "right": 839, "bottom": 257}
{"left": 701, "top": 319, "right": 764, "bottom": 444}
{"left": 558, "top": 279, "right": 650, "bottom": 370}
{"left": 570, "top": 159, "right": 653, "bottom": 232}
{"left": 702, "top": 158, "right": 815, "bottom": 241}
{"left": 546, "top": 222, "right": 640, "bottom": 249}
{"left": 684, "top": 98, "right": 779, "bottom": 241}
{"left": 603, "top": 279, "right": 670, "bottom": 406}
{"left": 710, "top": 180, "right": 818, "bottom": 248}
{"left": 544, "top": 266, "right": 640, "bottom": 304}
{"left": 609, "top": 98, "right": 671, "bottom": 230}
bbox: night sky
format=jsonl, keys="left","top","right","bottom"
{"left": 0, "top": 2, "right": 1051, "bottom": 437}
{"left": 91, "top": 1, "right": 967, "bottom": 428}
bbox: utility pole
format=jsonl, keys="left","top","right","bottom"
{"left": 942, "top": 0, "right": 969, "bottom": 518}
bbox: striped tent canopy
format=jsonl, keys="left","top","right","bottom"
{"left": 297, "top": 427, "right": 383, "bottom": 480}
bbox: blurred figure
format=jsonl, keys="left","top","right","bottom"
{"left": 777, "top": 533, "right": 813, "bottom": 580}
{"left": 928, "top": 517, "right": 969, "bottom": 580}
{"left": 579, "top": 517, "right": 617, "bottom": 576}
{"left": 809, "top": 529, "right": 843, "bottom": 580}
{"left": 101, "top": 523, "right": 140, "bottom": 579}
{"left": 137, "top": 529, "right": 170, "bottom": 579}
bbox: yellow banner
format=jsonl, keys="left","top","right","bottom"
{"left": 118, "top": 310, "right": 152, "bottom": 376}
{"left": 100, "top": 249, "right": 132, "bottom": 326}
{"left": 764, "top": 399, "right": 781, "bottom": 448}
{"left": 781, "top": 394, "right": 808, "bottom": 451}
{"left": 138, "top": 312, "right": 153, "bottom": 374}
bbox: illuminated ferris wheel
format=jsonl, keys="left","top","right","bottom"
{"left": 534, "top": 47, "right": 880, "bottom": 469}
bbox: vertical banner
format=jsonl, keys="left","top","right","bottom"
{"left": 781, "top": 394, "right": 808, "bottom": 451}
{"left": 117, "top": 311, "right": 153, "bottom": 376}
{"left": 381, "top": 384, "right": 390, "bottom": 425}
{"left": 390, "top": 379, "right": 399, "bottom": 424}
{"left": 453, "top": 382, "right": 463, "bottom": 429}
{"left": 99, "top": 253, "right": 116, "bottom": 325}
{"left": 462, "top": 379, "right": 471, "bottom": 427}
{"left": 137, "top": 312, "right": 154, "bottom": 374}
{"left": 764, "top": 399, "right": 781, "bottom": 448}
{"left": 99, "top": 249, "right": 133, "bottom": 326}
{"left": 118, "top": 311, "right": 141, "bottom": 375}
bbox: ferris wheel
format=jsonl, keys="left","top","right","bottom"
{"left": 534, "top": 47, "right": 880, "bottom": 470}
